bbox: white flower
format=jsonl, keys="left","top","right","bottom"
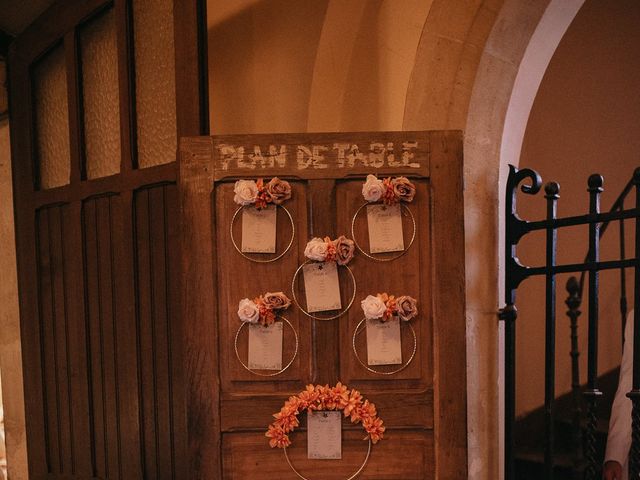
{"left": 304, "top": 237, "right": 329, "bottom": 261}
{"left": 361, "top": 295, "right": 386, "bottom": 320}
{"left": 237, "top": 298, "right": 260, "bottom": 323}
{"left": 233, "top": 180, "right": 258, "bottom": 205}
{"left": 362, "top": 174, "right": 384, "bottom": 202}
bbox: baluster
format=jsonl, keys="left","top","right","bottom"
{"left": 544, "top": 182, "right": 559, "bottom": 479}
{"left": 584, "top": 174, "right": 604, "bottom": 480}
{"left": 565, "top": 277, "right": 584, "bottom": 479}
{"left": 627, "top": 168, "right": 640, "bottom": 478}
{"left": 619, "top": 214, "right": 628, "bottom": 348}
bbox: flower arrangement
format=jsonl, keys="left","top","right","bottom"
{"left": 237, "top": 292, "right": 292, "bottom": 327}
{"left": 304, "top": 236, "right": 355, "bottom": 265}
{"left": 266, "top": 383, "right": 385, "bottom": 448}
{"left": 361, "top": 174, "right": 416, "bottom": 205}
{"left": 234, "top": 177, "right": 292, "bottom": 209}
{"left": 361, "top": 293, "right": 418, "bottom": 322}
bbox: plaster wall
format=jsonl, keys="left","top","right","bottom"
{"left": 516, "top": 0, "right": 640, "bottom": 416}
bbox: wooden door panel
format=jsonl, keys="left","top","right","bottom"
{"left": 179, "top": 131, "right": 466, "bottom": 479}
{"left": 216, "top": 180, "right": 312, "bottom": 391}
{"left": 222, "top": 430, "right": 434, "bottom": 479}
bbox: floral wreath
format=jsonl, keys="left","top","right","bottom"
{"left": 304, "top": 236, "right": 355, "bottom": 265}
{"left": 361, "top": 174, "right": 416, "bottom": 205}
{"left": 360, "top": 293, "right": 418, "bottom": 322}
{"left": 237, "top": 291, "right": 292, "bottom": 327}
{"left": 266, "top": 383, "right": 384, "bottom": 449}
{"left": 234, "top": 177, "right": 292, "bottom": 209}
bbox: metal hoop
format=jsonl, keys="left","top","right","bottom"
{"left": 350, "top": 202, "right": 416, "bottom": 262}
{"left": 230, "top": 205, "right": 295, "bottom": 263}
{"left": 283, "top": 438, "right": 371, "bottom": 480}
{"left": 351, "top": 317, "right": 417, "bottom": 375}
{"left": 291, "top": 260, "right": 357, "bottom": 321}
{"left": 234, "top": 316, "right": 298, "bottom": 377}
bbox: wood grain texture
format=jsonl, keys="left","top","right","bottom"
{"left": 180, "top": 130, "right": 466, "bottom": 479}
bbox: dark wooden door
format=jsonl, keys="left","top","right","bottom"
{"left": 179, "top": 131, "right": 467, "bottom": 479}
{"left": 7, "top": 0, "right": 206, "bottom": 478}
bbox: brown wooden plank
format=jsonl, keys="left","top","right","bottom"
{"left": 210, "top": 131, "right": 430, "bottom": 180}
{"left": 82, "top": 198, "right": 107, "bottom": 478}
{"left": 62, "top": 202, "right": 94, "bottom": 475}
{"left": 164, "top": 184, "right": 188, "bottom": 480}
{"left": 95, "top": 196, "right": 121, "bottom": 478}
{"left": 37, "top": 207, "right": 61, "bottom": 474}
{"left": 430, "top": 131, "right": 467, "bottom": 479}
{"left": 64, "top": 30, "right": 82, "bottom": 184}
{"left": 220, "top": 390, "right": 434, "bottom": 432}
{"left": 148, "top": 186, "right": 174, "bottom": 478}
{"left": 30, "top": 162, "right": 177, "bottom": 209}
{"left": 174, "top": 0, "right": 208, "bottom": 137}
{"left": 48, "top": 205, "right": 74, "bottom": 473}
{"left": 114, "top": 0, "right": 135, "bottom": 173}
{"left": 134, "top": 188, "right": 158, "bottom": 479}
{"left": 222, "top": 430, "right": 433, "bottom": 480}
{"left": 178, "top": 136, "right": 221, "bottom": 479}
{"left": 111, "top": 190, "right": 143, "bottom": 478}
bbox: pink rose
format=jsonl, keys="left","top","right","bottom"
{"left": 361, "top": 295, "right": 386, "bottom": 320}
{"left": 391, "top": 177, "right": 416, "bottom": 202}
{"left": 266, "top": 177, "right": 292, "bottom": 205}
{"left": 233, "top": 179, "right": 259, "bottom": 205}
{"left": 304, "top": 237, "right": 329, "bottom": 261}
{"left": 362, "top": 174, "right": 384, "bottom": 202}
{"left": 237, "top": 298, "right": 260, "bottom": 323}
{"left": 395, "top": 295, "right": 418, "bottom": 321}
{"left": 333, "top": 235, "right": 355, "bottom": 265}
{"left": 262, "top": 291, "right": 292, "bottom": 310}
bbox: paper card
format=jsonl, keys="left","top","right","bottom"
{"left": 366, "top": 317, "right": 402, "bottom": 365}
{"left": 366, "top": 204, "right": 405, "bottom": 253}
{"left": 247, "top": 322, "right": 283, "bottom": 370}
{"left": 241, "top": 205, "right": 277, "bottom": 253}
{"left": 307, "top": 411, "right": 342, "bottom": 459}
{"left": 302, "top": 261, "right": 342, "bottom": 313}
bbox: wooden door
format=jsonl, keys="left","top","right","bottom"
{"left": 7, "top": 0, "right": 207, "bottom": 478}
{"left": 179, "top": 131, "right": 467, "bottom": 479}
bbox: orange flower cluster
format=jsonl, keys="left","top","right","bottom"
{"left": 254, "top": 296, "right": 277, "bottom": 326}
{"left": 254, "top": 178, "right": 271, "bottom": 210}
{"left": 266, "top": 382, "right": 385, "bottom": 449}
{"left": 323, "top": 236, "right": 338, "bottom": 262}
{"left": 375, "top": 293, "right": 395, "bottom": 321}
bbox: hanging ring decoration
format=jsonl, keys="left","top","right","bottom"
{"left": 291, "top": 236, "right": 357, "bottom": 321}
{"left": 351, "top": 174, "right": 417, "bottom": 261}
{"left": 230, "top": 177, "right": 295, "bottom": 263}
{"left": 235, "top": 292, "right": 298, "bottom": 376}
{"left": 352, "top": 293, "right": 419, "bottom": 375}
{"left": 266, "top": 383, "right": 384, "bottom": 480}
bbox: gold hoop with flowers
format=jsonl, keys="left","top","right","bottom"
{"left": 291, "top": 236, "right": 357, "bottom": 321}
{"left": 235, "top": 292, "right": 298, "bottom": 376}
{"left": 266, "top": 383, "right": 384, "bottom": 480}
{"left": 230, "top": 177, "right": 295, "bottom": 263}
{"left": 352, "top": 293, "right": 418, "bottom": 375}
{"left": 351, "top": 174, "right": 416, "bottom": 262}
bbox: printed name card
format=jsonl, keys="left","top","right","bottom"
{"left": 241, "top": 205, "right": 277, "bottom": 253}
{"left": 248, "top": 322, "right": 283, "bottom": 370}
{"left": 302, "top": 261, "right": 342, "bottom": 313}
{"left": 366, "top": 317, "right": 402, "bottom": 365}
{"left": 307, "top": 411, "right": 342, "bottom": 459}
{"left": 367, "top": 204, "right": 405, "bottom": 253}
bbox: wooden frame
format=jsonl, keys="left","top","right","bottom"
{"left": 179, "top": 130, "right": 467, "bottom": 479}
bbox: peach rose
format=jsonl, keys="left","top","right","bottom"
{"left": 362, "top": 174, "right": 385, "bottom": 202}
{"left": 391, "top": 177, "right": 416, "bottom": 202}
{"left": 361, "top": 295, "right": 387, "bottom": 320}
{"left": 395, "top": 295, "right": 418, "bottom": 321}
{"left": 262, "top": 291, "right": 292, "bottom": 310}
{"left": 266, "top": 177, "right": 292, "bottom": 205}
{"left": 233, "top": 179, "right": 259, "bottom": 205}
{"left": 237, "top": 298, "right": 260, "bottom": 323}
{"left": 304, "top": 237, "right": 329, "bottom": 261}
{"left": 334, "top": 235, "right": 355, "bottom": 265}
